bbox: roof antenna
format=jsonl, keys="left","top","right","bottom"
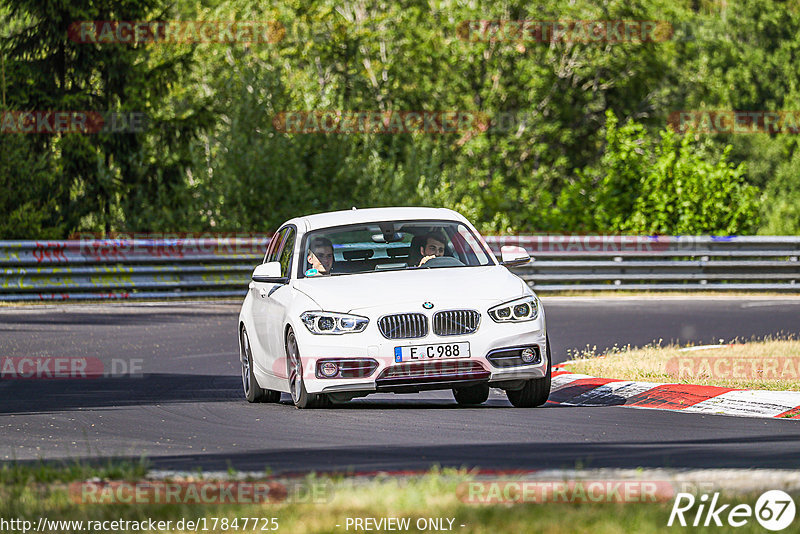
{"left": 351, "top": 206, "right": 357, "bottom": 210}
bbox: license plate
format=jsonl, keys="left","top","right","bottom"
{"left": 394, "top": 342, "right": 470, "bottom": 362}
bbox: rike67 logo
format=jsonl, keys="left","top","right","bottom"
{"left": 669, "top": 490, "right": 796, "bottom": 531}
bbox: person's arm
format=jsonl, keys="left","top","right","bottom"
{"left": 418, "top": 255, "right": 436, "bottom": 266}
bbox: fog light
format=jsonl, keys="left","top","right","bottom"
{"left": 520, "top": 348, "right": 536, "bottom": 363}
{"left": 320, "top": 362, "right": 339, "bottom": 377}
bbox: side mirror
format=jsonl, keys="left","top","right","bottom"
{"left": 252, "top": 261, "right": 284, "bottom": 283}
{"left": 500, "top": 245, "right": 531, "bottom": 267}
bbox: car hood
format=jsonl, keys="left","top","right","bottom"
{"left": 292, "top": 266, "right": 528, "bottom": 313}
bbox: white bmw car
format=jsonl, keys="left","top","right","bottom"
{"left": 237, "top": 207, "right": 550, "bottom": 408}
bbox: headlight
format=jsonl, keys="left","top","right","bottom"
{"left": 488, "top": 295, "right": 539, "bottom": 323}
{"left": 301, "top": 311, "right": 369, "bottom": 335}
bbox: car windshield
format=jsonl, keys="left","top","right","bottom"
{"left": 300, "top": 220, "right": 494, "bottom": 278}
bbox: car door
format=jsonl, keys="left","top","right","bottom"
{"left": 253, "top": 226, "right": 296, "bottom": 379}
{"left": 268, "top": 227, "right": 297, "bottom": 371}
{"left": 249, "top": 227, "right": 288, "bottom": 376}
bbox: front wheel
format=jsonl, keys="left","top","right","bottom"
{"left": 505, "top": 338, "right": 552, "bottom": 408}
{"left": 453, "top": 383, "right": 490, "bottom": 406}
{"left": 286, "top": 328, "right": 330, "bottom": 409}
{"left": 241, "top": 327, "right": 280, "bottom": 403}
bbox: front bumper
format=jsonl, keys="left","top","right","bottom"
{"left": 293, "top": 316, "right": 548, "bottom": 395}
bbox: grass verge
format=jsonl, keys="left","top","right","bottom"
{"left": 0, "top": 462, "right": 792, "bottom": 534}
{"left": 561, "top": 338, "right": 800, "bottom": 391}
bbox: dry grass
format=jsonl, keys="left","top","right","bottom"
{"left": 1, "top": 463, "right": 787, "bottom": 534}
{"left": 561, "top": 338, "right": 800, "bottom": 391}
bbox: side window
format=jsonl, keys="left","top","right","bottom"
{"left": 265, "top": 228, "right": 287, "bottom": 264}
{"left": 454, "top": 225, "right": 491, "bottom": 265}
{"left": 277, "top": 228, "right": 296, "bottom": 277}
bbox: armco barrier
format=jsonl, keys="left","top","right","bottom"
{"left": 0, "top": 238, "right": 266, "bottom": 301}
{"left": 485, "top": 235, "right": 800, "bottom": 292}
{"left": 0, "top": 236, "right": 798, "bottom": 301}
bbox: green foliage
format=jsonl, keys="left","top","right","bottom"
{"left": 558, "top": 111, "right": 761, "bottom": 234}
{"left": 0, "top": 0, "right": 798, "bottom": 237}
{"left": 556, "top": 112, "right": 651, "bottom": 233}
{"left": 627, "top": 131, "right": 760, "bottom": 234}
{"left": 758, "top": 143, "right": 800, "bottom": 234}
{"left": 1, "top": 0, "right": 211, "bottom": 234}
{"left": 0, "top": 136, "right": 63, "bottom": 238}
{"left": 0, "top": 459, "right": 149, "bottom": 484}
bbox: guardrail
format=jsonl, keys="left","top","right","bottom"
{"left": 0, "top": 238, "right": 266, "bottom": 301}
{"left": 487, "top": 235, "right": 800, "bottom": 292}
{"left": 0, "top": 235, "right": 798, "bottom": 301}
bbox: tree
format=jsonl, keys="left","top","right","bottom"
{"left": 557, "top": 111, "right": 760, "bottom": 234}
{"left": 1, "top": 0, "right": 211, "bottom": 236}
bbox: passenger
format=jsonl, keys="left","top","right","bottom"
{"left": 417, "top": 231, "right": 447, "bottom": 267}
{"left": 307, "top": 237, "right": 334, "bottom": 276}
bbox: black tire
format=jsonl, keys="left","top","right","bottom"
{"left": 240, "top": 326, "right": 281, "bottom": 403}
{"left": 286, "top": 328, "right": 330, "bottom": 409}
{"left": 506, "top": 338, "right": 552, "bottom": 408}
{"left": 453, "top": 383, "right": 490, "bottom": 405}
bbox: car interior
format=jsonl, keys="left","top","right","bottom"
{"left": 304, "top": 224, "right": 475, "bottom": 276}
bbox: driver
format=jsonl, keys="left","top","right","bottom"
{"left": 417, "top": 231, "right": 447, "bottom": 266}
{"left": 306, "top": 237, "right": 334, "bottom": 276}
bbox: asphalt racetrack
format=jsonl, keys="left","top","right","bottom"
{"left": 2, "top": 297, "right": 800, "bottom": 473}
